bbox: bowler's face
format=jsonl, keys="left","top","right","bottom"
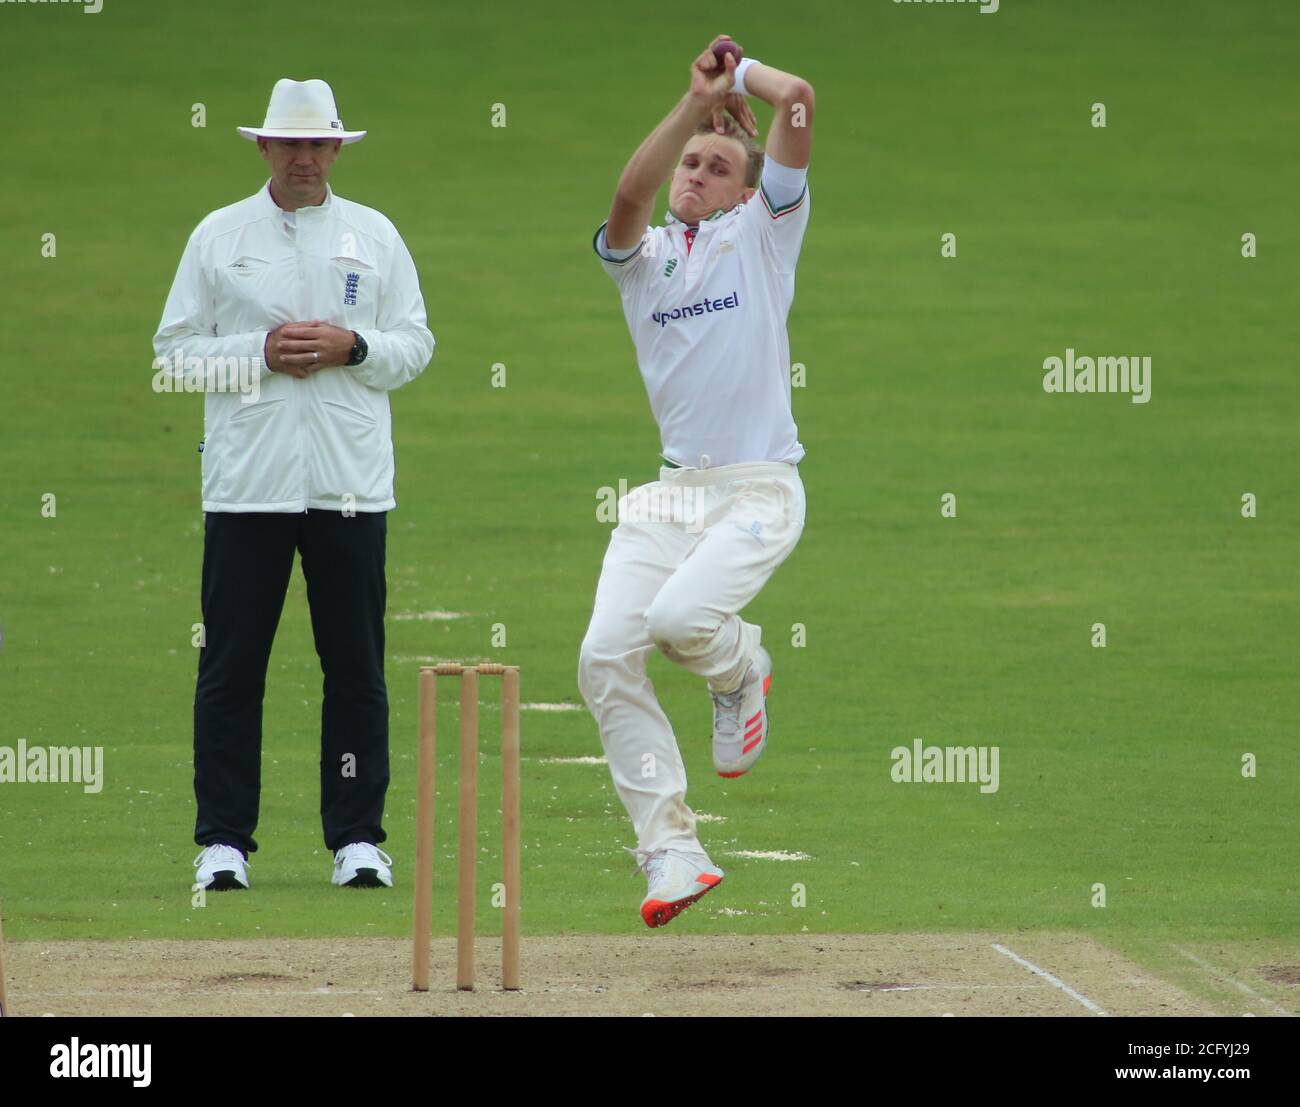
{"left": 668, "top": 134, "right": 750, "bottom": 225}
{"left": 259, "top": 138, "right": 341, "bottom": 208}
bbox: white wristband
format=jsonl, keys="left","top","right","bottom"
{"left": 733, "top": 57, "right": 760, "bottom": 97}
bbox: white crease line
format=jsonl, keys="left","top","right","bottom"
{"left": 991, "top": 943, "right": 1109, "bottom": 1016}
{"left": 1172, "top": 946, "right": 1293, "bottom": 1017}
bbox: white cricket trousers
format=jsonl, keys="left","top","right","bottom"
{"left": 578, "top": 461, "right": 806, "bottom": 864}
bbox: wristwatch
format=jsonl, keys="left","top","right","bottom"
{"left": 345, "top": 331, "right": 369, "bottom": 367}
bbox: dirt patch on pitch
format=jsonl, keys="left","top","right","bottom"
{"left": 1259, "top": 964, "right": 1300, "bottom": 987}
{"left": 3, "top": 932, "right": 1222, "bottom": 1017}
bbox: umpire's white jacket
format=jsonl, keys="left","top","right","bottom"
{"left": 153, "top": 181, "right": 434, "bottom": 512}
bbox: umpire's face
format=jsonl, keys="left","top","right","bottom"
{"left": 258, "top": 137, "right": 341, "bottom": 208}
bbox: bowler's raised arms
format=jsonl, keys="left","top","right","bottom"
{"left": 605, "top": 35, "right": 742, "bottom": 250}
{"left": 739, "top": 62, "right": 815, "bottom": 170}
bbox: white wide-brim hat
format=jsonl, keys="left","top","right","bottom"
{"left": 237, "top": 78, "right": 366, "bottom": 144}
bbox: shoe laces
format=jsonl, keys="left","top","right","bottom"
{"left": 711, "top": 688, "right": 743, "bottom": 736}
{"left": 712, "top": 659, "right": 759, "bottom": 737}
{"left": 194, "top": 844, "right": 244, "bottom": 868}
{"left": 629, "top": 847, "right": 710, "bottom": 888}
{"left": 336, "top": 843, "right": 392, "bottom": 867}
{"left": 625, "top": 845, "right": 666, "bottom": 882}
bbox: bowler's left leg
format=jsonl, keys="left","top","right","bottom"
{"left": 644, "top": 467, "right": 806, "bottom": 687}
{"left": 643, "top": 466, "right": 806, "bottom": 775}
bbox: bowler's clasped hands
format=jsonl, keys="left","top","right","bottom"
{"left": 265, "top": 321, "right": 356, "bottom": 379}
{"left": 692, "top": 34, "right": 758, "bottom": 138}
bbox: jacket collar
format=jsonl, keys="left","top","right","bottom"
{"left": 257, "top": 179, "right": 336, "bottom": 217}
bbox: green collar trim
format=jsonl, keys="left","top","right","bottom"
{"left": 664, "top": 203, "right": 739, "bottom": 228}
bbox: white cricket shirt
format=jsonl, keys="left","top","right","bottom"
{"left": 594, "top": 158, "right": 810, "bottom": 468}
{"left": 154, "top": 181, "right": 434, "bottom": 512}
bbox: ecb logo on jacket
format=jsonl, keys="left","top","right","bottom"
{"left": 344, "top": 271, "right": 360, "bottom": 306}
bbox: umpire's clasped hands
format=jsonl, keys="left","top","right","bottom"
{"left": 264, "top": 321, "right": 356, "bottom": 378}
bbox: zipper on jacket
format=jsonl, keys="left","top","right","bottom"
{"left": 297, "top": 221, "right": 310, "bottom": 511}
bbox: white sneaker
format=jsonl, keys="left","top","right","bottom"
{"left": 332, "top": 842, "right": 393, "bottom": 888}
{"left": 637, "top": 848, "right": 725, "bottom": 928}
{"left": 193, "top": 844, "right": 250, "bottom": 891}
{"left": 711, "top": 646, "right": 772, "bottom": 778}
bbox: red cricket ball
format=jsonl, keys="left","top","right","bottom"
{"left": 712, "top": 41, "right": 743, "bottom": 72}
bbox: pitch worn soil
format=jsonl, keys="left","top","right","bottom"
{"left": 4, "top": 932, "right": 1224, "bottom": 1017}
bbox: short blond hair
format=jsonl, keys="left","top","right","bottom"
{"left": 691, "top": 117, "right": 764, "bottom": 189}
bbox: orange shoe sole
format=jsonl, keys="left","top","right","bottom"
{"left": 641, "top": 872, "right": 724, "bottom": 928}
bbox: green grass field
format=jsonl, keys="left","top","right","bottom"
{"left": 1, "top": 0, "right": 1296, "bottom": 1003}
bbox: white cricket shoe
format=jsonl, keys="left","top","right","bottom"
{"left": 711, "top": 646, "right": 773, "bottom": 778}
{"left": 193, "top": 844, "right": 250, "bottom": 891}
{"left": 332, "top": 842, "right": 393, "bottom": 888}
{"left": 638, "top": 848, "right": 725, "bottom": 928}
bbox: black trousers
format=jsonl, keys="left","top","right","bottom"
{"left": 194, "top": 510, "right": 389, "bottom": 855}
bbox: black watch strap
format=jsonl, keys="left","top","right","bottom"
{"left": 345, "top": 331, "right": 368, "bottom": 367}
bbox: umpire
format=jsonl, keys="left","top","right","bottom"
{"left": 153, "top": 78, "right": 435, "bottom": 891}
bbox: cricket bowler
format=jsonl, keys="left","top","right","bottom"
{"left": 578, "top": 36, "right": 814, "bottom": 926}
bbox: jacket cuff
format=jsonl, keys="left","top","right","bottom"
{"left": 251, "top": 329, "right": 272, "bottom": 381}
{"left": 345, "top": 328, "right": 381, "bottom": 385}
